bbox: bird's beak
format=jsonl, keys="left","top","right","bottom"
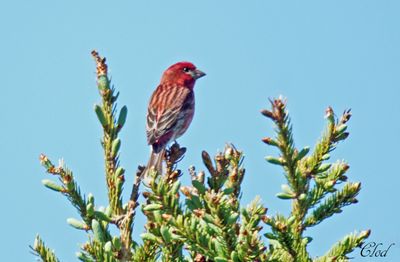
{"left": 192, "top": 69, "right": 206, "bottom": 80}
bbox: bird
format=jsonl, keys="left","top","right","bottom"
{"left": 145, "top": 62, "right": 206, "bottom": 177}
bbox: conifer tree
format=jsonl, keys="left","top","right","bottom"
{"left": 32, "top": 51, "right": 370, "bottom": 262}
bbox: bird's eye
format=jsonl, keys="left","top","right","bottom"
{"left": 183, "top": 67, "right": 190, "bottom": 72}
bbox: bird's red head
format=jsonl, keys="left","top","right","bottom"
{"left": 160, "top": 62, "right": 206, "bottom": 89}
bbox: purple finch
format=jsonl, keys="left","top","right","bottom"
{"left": 145, "top": 62, "right": 205, "bottom": 175}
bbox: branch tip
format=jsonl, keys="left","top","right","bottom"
{"left": 91, "top": 50, "right": 108, "bottom": 77}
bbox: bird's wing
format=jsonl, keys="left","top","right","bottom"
{"left": 146, "top": 84, "right": 193, "bottom": 148}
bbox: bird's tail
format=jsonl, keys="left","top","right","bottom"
{"left": 143, "top": 147, "right": 166, "bottom": 180}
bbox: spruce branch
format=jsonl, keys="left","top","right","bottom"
{"left": 201, "top": 148, "right": 230, "bottom": 192}
{"left": 264, "top": 214, "right": 298, "bottom": 260}
{"left": 131, "top": 241, "right": 158, "bottom": 262}
{"left": 261, "top": 98, "right": 368, "bottom": 261}
{"left": 262, "top": 98, "right": 310, "bottom": 258}
{"left": 262, "top": 98, "right": 297, "bottom": 185}
{"left": 304, "top": 182, "right": 361, "bottom": 228}
{"left": 180, "top": 145, "right": 265, "bottom": 261}
{"left": 92, "top": 50, "right": 127, "bottom": 216}
{"left": 116, "top": 167, "right": 143, "bottom": 261}
{"left": 300, "top": 108, "right": 351, "bottom": 178}
{"left": 140, "top": 143, "right": 187, "bottom": 261}
{"left": 31, "top": 235, "right": 60, "bottom": 262}
{"left": 307, "top": 161, "right": 349, "bottom": 209}
{"left": 39, "top": 154, "right": 91, "bottom": 227}
{"left": 78, "top": 238, "right": 120, "bottom": 262}
{"left": 91, "top": 50, "right": 140, "bottom": 261}
{"left": 236, "top": 197, "right": 268, "bottom": 261}
{"left": 262, "top": 99, "right": 308, "bottom": 225}
{"left": 314, "top": 230, "right": 371, "bottom": 262}
{"left": 191, "top": 146, "right": 245, "bottom": 259}
{"left": 224, "top": 144, "right": 246, "bottom": 199}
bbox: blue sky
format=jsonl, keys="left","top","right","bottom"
{"left": 0, "top": 1, "right": 399, "bottom": 261}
